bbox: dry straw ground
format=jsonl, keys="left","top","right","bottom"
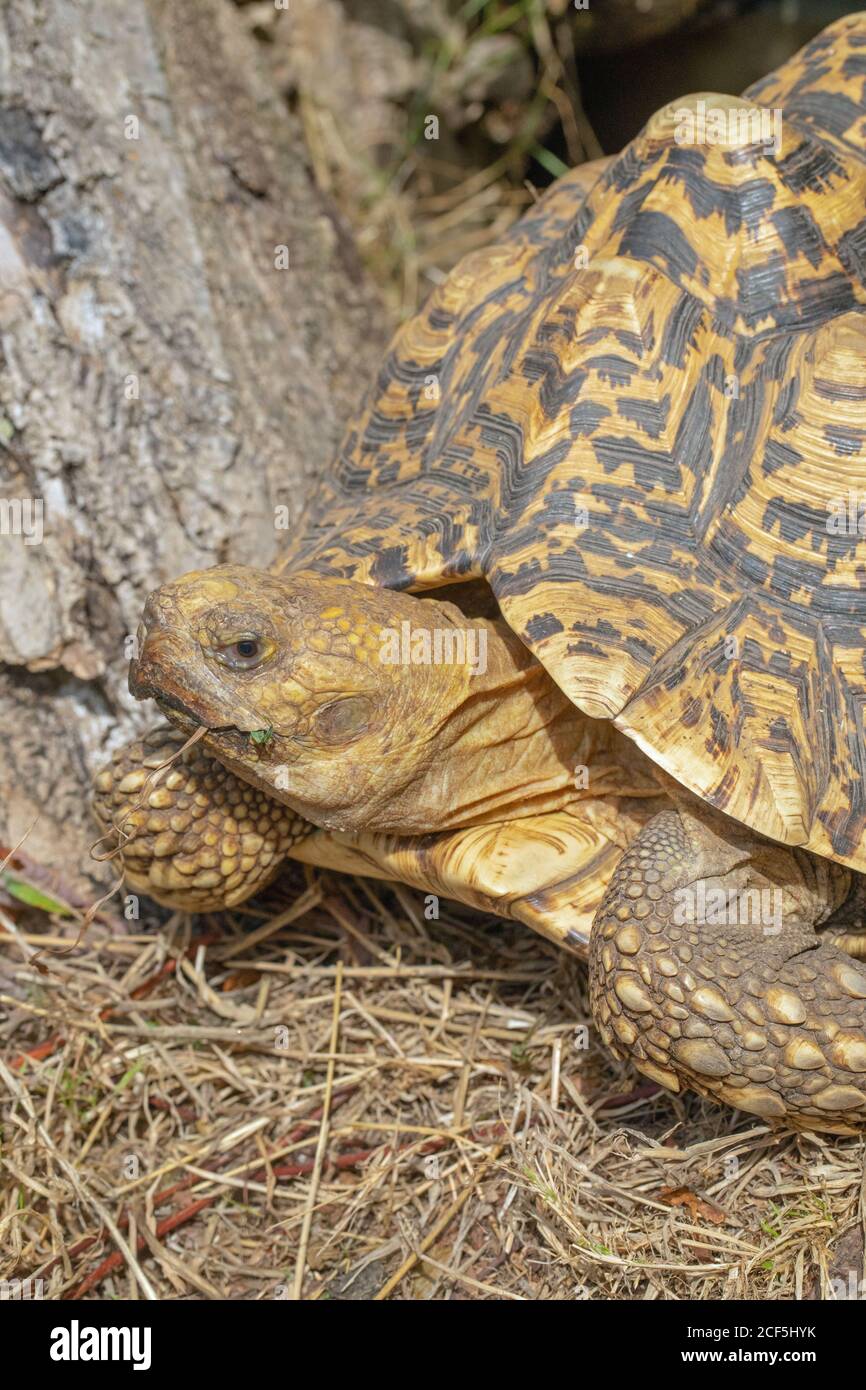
{"left": 1, "top": 853, "right": 864, "bottom": 1300}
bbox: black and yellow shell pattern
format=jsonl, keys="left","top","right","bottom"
{"left": 277, "top": 16, "right": 866, "bottom": 875}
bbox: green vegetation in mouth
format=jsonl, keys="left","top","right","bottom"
{"left": 249, "top": 726, "right": 274, "bottom": 746}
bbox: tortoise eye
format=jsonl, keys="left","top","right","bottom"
{"left": 214, "top": 636, "right": 270, "bottom": 670}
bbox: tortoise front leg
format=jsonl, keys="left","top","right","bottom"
{"left": 589, "top": 807, "right": 866, "bottom": 1133}
{"left": 93, "top": 725, "right": 313, "bottom": 911}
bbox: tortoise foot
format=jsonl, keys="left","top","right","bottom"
{"left": 589, "top": 809, "right": 866, "bottom": 1133}
{"left": 93, "top": 724, "right": 311, "bottom": 911}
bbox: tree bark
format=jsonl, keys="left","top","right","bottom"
{"left": 0, "top": 0, "right": 385, "bottom": 889}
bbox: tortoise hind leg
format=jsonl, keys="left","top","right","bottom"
{"left": 589, "top": 807, "right": 866, "bottom": 1133}
{"left": 819, "top": 875, "right": 866, "bottom": 961}
{"left": 93, "top": 725, "right": 313, "bottom": 911}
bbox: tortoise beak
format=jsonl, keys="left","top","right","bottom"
{"left": 129, "top": 634, "right": 212, "bottom": 726}
{"left": 128, "top": 586, "right": 232, "bottom": 725}
{"left": 129, "top": 628, "right": 271, "bottom": 736}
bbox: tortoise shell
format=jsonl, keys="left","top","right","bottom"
{"left": 277, "top": 16, "right": 866, "bottom": 875}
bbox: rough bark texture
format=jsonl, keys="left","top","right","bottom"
{"left": 0, "top": 0, "right": 386, "bottom": 887}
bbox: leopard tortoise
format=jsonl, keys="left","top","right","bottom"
{"left": 95, "top": 16, "right": 866, "bottom": 1133}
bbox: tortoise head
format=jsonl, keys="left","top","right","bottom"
{"left": 129, "top": 564, "right": 499, "bottom": 832}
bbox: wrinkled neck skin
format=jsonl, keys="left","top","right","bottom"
{"left": 273, "top": 605, "right": 627, "bottom": 836}
{"left": 365, "top": 616, "right": 590, "bottom": 833}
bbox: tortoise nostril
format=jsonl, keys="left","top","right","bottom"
{"left": 141, "top": 594, "right": 158, "bottom": 629}
{"left": 141, "top": 591, "right": 173, "bottom": 632}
